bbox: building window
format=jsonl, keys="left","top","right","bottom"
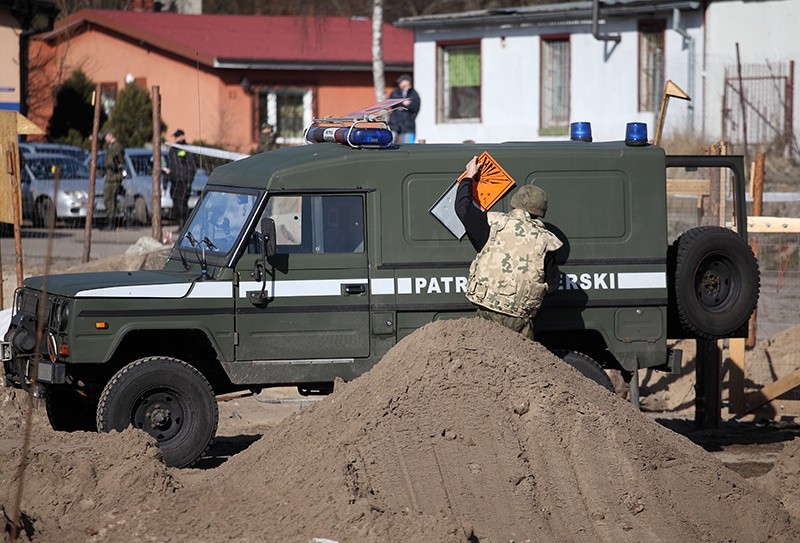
{"left": 540, "top": 36, "right": 570, "bottom": 135}
{"left": 638, "top": 21, "right": 665, "bottom": 112}
{"left": 438, "top": 42, "right": 481, "bottom": 122}
{"left": 256, "top": 88, "right": 313, "bottom": 146}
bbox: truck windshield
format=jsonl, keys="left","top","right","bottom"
{"left": 179, "top": 190, "right": 258, "bottom": 255}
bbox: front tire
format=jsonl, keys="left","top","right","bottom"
{"left": 34, "top": 197, "right": 55, "bottom": 229}
{"left": 133, "top": 196, "right": 150, "bottom": 226}
{"left": 96, "top": 357, "right": 218, "bottom": 467}
{"left": 553, "top": 350, "right": 615, "bottom": 392}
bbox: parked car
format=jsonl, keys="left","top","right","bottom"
{"left": 20, "top": 143, "right": 90, "bottom": 163}
{"left": 21, "top": 153, "right": 106, "bottom": 227}
{"left": 92, "top": 148, "right": 207, "bottom": 225}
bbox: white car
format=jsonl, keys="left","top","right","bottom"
{"left": 93, "top": 148, "right": 207, "bottom": 225}
{"left": 21, "top": 153, "right": 106, "bottom": 228}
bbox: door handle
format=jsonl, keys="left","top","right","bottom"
{"left": 344, "top": 284, "right": 366, "bottom": 295}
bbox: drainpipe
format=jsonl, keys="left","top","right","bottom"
{"left": 592, "top": 0, "right": 621, "bottom": 43}
{"left": 672, "top": 7, "right": 695, "bottom": 134}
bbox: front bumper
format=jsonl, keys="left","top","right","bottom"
{"left": 2, "top": 343, "right": 67, "bottom": 388}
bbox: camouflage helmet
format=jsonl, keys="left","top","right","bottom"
{"left": 510, "top": 185, "right": 548, "bottom": 217}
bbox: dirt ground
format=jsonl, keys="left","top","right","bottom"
{"left": 3, "top": 237, "right": 800, "bottom": 542}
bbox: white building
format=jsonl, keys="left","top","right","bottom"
{"left": 396, "top": 0, "right": 799, "bottom": 155}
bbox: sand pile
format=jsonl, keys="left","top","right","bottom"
{"left": 3, "top": 319, "right": 799, "bottom": 542}
{"left": 756, "top": 438, "right": 800, "bottom": 518}
{"left": 0, "top": 388, "right": 175, "bottom": 541}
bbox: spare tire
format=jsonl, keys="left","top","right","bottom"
{"left": 671, "top": 226, "right": 759, "bottom": 339}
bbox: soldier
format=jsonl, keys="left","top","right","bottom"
{"left": 166, "top": 129, "right": 197, "bottom": 228}
{"left": 102, "top": 131, "right": 124, "bottom": 231}
{"left": 456, "top": 155, "right": 562, "bottom": 339}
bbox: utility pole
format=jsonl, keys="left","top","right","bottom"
{"left": 372, "top": 0, "right": 386, "bottom": 102}
{"left": 83, "top": 84, "right": 102, "bottom": 263}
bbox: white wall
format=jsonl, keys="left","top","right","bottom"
{"left": 704, "top": 0, "right": 800, "bottom": 146}
{"left": 411, "top": 10, "right": 705, "bottom": 144}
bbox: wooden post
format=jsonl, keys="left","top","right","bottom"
{"left": 83, "top": 85, "right": 102, "bottom": 263}
{"left": 747, "top": 151, "right": 765, "bottom": 348}
{"left": 151, "top": 86, "right": 163, "bottom": 243}
{"left": 729, "top": 338, "right": 746, "bottom": 415}
{"left": 695, "top": 339, "right": 722, "bottom": 429}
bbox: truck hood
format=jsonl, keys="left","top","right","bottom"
{"left": 24, "top": 270, "right": 197, "bottom": 299}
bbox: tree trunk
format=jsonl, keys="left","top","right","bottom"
{"left": 372, "top": 0, "right": 386, "bottom": 103}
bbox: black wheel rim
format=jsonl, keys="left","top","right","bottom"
{"left": 132, "top": 388, "right": 188, "bottom": 442}
{"left": 694, "top": 253, "right": 737, "bottom": 311}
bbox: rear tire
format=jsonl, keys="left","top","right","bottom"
{"left": 97, "top": 357, "right": 218, "bottom": 467}
{"left": 553, "top": 350, "right": 614, "bottom": 392}
{"left": 671, "top": 226, "right": 759, "bottom": 339}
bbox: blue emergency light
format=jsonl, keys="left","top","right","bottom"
{"left": 625, "top": 122, "right": 649, "bottom": 146}
{"left": 305, "top": 126, "right": 393, "bottom": 148}
{"left": 570, "top": 122, "right": 592, "bottom": 142}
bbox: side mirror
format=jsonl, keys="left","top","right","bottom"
{"left": 261, "top": 217, "right": 276, "bottom": 258}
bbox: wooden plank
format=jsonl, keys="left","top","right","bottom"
{"left": 745, "top": 368, "right": 800, "bottom": 413}
{"left": 729, "top": 338, "right": 746, "bottom": 414}
{"left": 746, "top": 216, "right": 800, "bottom": 233}
{"left": 750, "top": 399, "right": 800, "bottom": 418}
{"left": 667, "top": 178, "right": 710, "bottom": 195}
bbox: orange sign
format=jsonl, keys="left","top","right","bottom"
{"left": 457, "top": 151, "right": 516, "bottom": 211}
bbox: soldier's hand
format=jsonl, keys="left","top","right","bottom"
{"left": 465, "top": 156, "right": 482, "bottom": 179}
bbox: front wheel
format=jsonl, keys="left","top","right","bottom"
{"left": 553, "top": 350, "right": 614, "bottom": 392}
{"left": 96, "top": 357, "right": 218, "bottom": 467}
{"left": 133, "top": 196, "right": 150, "bottom": 226}
{"left": 34, "top": 197, "right": 55, "bottom": 229}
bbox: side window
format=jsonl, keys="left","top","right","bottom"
{"left": 251, "top": 194, "right": 364, "bottom": 254}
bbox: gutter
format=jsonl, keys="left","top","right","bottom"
{"left": 395, "top": 1, "right": 701, "bottom": 29}
{"left": 214, "top": 60, "right": 412, "bottom": 72}
{"left": 592, "top": 0, "right": 620, "bottom": 43}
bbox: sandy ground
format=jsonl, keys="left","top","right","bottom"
{"left": 3, "top": 232, "right": 800, "bottom": 541}
{"left": 3, "top": 319, "right": 800, "bottom": 542}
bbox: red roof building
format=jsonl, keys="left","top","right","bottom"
{"left": 30, "top": 9, "right": 413, "bottom": 151}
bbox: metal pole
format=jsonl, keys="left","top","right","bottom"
{"left": 151, "top": 85, "right": 163, "bottom": 243}
{"left": 83, "top": 85, "right": 101, "bottom": 263}
{"left": 747, "top": 151, "right": 765, "bottom": 348}
{"left": 695, "top": 339, "right": 722, "bottom": 429}
{"left": 12, "top": 150, "right": 24, "bottom": 290}
{"left": 735, "top": 43, "right": 750, "bottom": 177}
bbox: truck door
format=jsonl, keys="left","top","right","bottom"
{"left": 234, "top": 192, "right": 370, "bottom": 364}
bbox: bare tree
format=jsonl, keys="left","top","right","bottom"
{"left": 371, "top": 0, "right": 385, "bottom": 103}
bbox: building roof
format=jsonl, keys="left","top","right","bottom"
{"left": 396, "top": 0, "right": 702, "bottom": 29}
{"left": 37, "top": 9, "right": 413, "bottom": 70}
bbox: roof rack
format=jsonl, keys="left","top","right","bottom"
{"left": 303, "top": 98, "right": 406, "bottom": 148}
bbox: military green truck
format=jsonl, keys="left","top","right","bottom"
{"left": 2, "top": 135, "right": 759, "bottom": 467}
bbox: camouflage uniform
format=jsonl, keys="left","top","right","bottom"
{"left": 103, "top": 140, "right": 124, "bottom": 228}
{"left": 466, "top": 208, "right": 563, "bottom": 335}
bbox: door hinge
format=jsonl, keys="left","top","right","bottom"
{"left": 233, "top": 272, "right": 239, "bottom": 287}
{"left": 234, "top": 331, "right": 239, "bottom": 346}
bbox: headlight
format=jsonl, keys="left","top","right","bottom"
{"left": 13, "top": 289, "right": 23, "bottom": 316}
{"left": 55, "top": 300, "right": 70, "bottom": 331}
{"left": 64, "top": 190, "right": 88, "bottom": 201}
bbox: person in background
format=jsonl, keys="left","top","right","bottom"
{"left": 456, "top": 155, "right": 562, "bottom": 340}
{"left": 165, "top": 129, "right": 197, "bottom": 228}
{"left": 102, "top": 131, "right": 124, "bottom": 231}
{"left": 388, "top": 74, "right": 421, "bottom": 144}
